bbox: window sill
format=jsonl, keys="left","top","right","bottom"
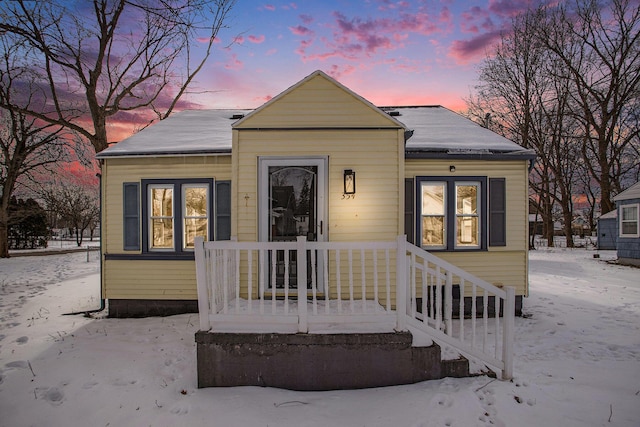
{"left": 105, "top": 252, "right": 195, "bottom": 261}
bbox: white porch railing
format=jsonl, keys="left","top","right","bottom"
{"left": 194, "top": 236, "right": 514, "bottom": 379}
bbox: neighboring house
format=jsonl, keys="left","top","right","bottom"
{"left": 97, "top": 71, "right": 535, "bottom": 386}
{"left": 613, "top": 181, "right": 640, "bottom": 266}
{"left": 597, "top": 210, "right": 617, "bottom": 250}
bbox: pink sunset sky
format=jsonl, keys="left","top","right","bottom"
{"left": 182, "top": 0, "right": 540, "bottom": 112}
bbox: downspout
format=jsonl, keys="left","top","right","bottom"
{"left": 64, "top": 171, "right": 106, "bottom": 317}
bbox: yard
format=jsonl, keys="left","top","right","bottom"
{"left": 0, "top": 246, "right": 638, "bottom": 426}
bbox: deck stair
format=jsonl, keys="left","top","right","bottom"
{"left": 194, "top": 236, "right": 514, "bottom": 389}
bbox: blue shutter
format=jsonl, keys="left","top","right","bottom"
{"left": 123, "top": 183, "right": 140, "bottom": 250}
{"left": 405, "top": 178, "right": 415, "bottom": 244}
{"left": 489, "top": 178, "right": 506, "bottom": 246}
{"left": 215, "top": 181, "right": 231, "bottom": 240}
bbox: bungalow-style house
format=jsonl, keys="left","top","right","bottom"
{"left": 97, "top": 70, "right": 535, "bottom": 388}
{"left": 612, "top": 181, "right": 640, "bottom": 266}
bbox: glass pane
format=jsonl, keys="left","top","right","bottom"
{"left": 457, "top": 217, "right": 479, "bottom": 246}
{"left": 269, "top": 166, "right": 316, "bottom": 241}
{"left": 151, "top": 219, "right": 173, "bottom": 248}
{"left": 422, "top": 183, "right": 445, "bottom": 215}
{"left": 184, "top": 218, "right": 207, "bottom": 248}
{"left": 456, "top": 185, "right": 478, "bottom": 214}
{"left": 422, "top": 216, "right": 445, "bottom": 246}
{"left": 185, "top": 187, "right": 207, "bottom": 217}
{"left": 151, "top": 188, "right": 172, "bottom": 216}
{"left": 622, "top": 222, "right": 637, "bottom": 235}
{"left": 622, "top": 206, "right": 637, "bottom": 221}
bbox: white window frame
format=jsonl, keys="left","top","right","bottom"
{"left": 455, "top": 181, "right": 481, "bottom": 249}
{"left": 182, "top": 183, "right": 210, "bottom": 250}
{"left": 148, "top": 184, "right": 175, "bottom": 251}
{"left": 619, "top": 203, "right": 640, "bottom": 238}
{"left": 420, "top": 181, "right": 447, "bottom": 250}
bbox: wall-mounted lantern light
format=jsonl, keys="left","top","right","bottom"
{"left": 343, "top": 169, "right": 356, "bottom": 195}
{"left": 449, "top": 165, "right": 456, "bottom": 173}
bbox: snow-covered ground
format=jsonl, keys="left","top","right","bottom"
{"left": 0, "top": 248, "right": 638, "bottom": 426}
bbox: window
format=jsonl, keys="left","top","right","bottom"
{"left": 149, "top": 184, "right": 175, "bottom": 249}
{"left": 119, "top": 179, "right": 231, "bottom": 258}
{"left": 417, "top": 177, "right": 488, "bottom": 251}
{"left": 142, "top": 179, "right": 214, "bottom": 254}
{"left": 183, "top": 184, "right": 209, "bottom": 249}
{"left": 620, "top": 204, "right": 639, "bottom": 237}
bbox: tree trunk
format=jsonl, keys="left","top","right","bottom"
{"left": 0, "top": 205, "right": 9, "bottom": 258}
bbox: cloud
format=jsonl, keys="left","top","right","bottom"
{"left": 448, "top": 30, "right": 502, "bottom": 63}
{"left": 248, "top": 34, "right": 265, "bottom": 44}
{"left": 299, "top": 14, "right": 313, "bottom": 25}
{"left": 263, "top": 4, "right": 276, "bottom": 11}
{"left": 224, "top": 53, "right": 244, "bottom": 70}
{"left": 289, "top": 25, "right": 313, "bottom": 36}
{"left": 291, "top": 7, "right": 446, "bottom": 65}
{"left": 488, "top": 0, "right": 538, "bottom": 17}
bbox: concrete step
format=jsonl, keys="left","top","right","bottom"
{"left": 196, "top": 331, "right": 470, "bottom": 390}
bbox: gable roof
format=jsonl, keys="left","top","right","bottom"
{"left": 613, "top": 181, "right": 640, "bottom": 202}
{"left": 97, "top": 72, "right": 533, "bottom": 160}
{"left": 233, "top": 70, "right": 405, "bottom": 130}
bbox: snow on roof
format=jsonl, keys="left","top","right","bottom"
{"left": 394, "top": 106, "right": 533, "bottom": 156}
{"left": 598, "top": 210, "right": 617, "bottom": 220}
{"left": 613, "top": 181, "right": 640, "bottom": 202}
{"left": 97, "top": 106, "right": 534, "bottom": 158}
{"left": 96, "top": 109, "right": 247, "bottom": 158}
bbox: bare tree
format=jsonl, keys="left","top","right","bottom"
{"left": 468, "top": 8, "right": 580, "bottom": 246}
{"left": 538, "top": 0, "right": 640, "bottom": 213}
{"left": 469, "top": 0, "right": 640, "bottom": 246}
{"left": 0, "top": 0, "right": 236, "bottom": 154}
{"left": 40, "top": 173, "right": 100, "bottom": 247}
{"left": 0, "top": 33, "right": 73, "bottom": 258}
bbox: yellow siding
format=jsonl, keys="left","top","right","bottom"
{"left": 103, "top": 259, "right": 197, "bottom": 299}
{"left": 101, "top": 155, "right": 231, "bottom": 254}
{"left": 101, "top": 155, "right": 231, "bottom": 300}
{"left": 405, "top": 158, "right": 530, "bottom": 295}
{"left": 236, "top": 73, "right": 400, "bottom": 129}
{"left": 234, "top": 129, "right": 404, "bottom": 243}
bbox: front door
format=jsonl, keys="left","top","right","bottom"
{"left": 259, "top": 157, "right": 326, "bottom": 291}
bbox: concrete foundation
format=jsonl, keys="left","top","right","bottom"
{"left": 195, "top": 331, "right": 469, "bottom": 390}
{"left": 108, "top": 299, "right": 198, "bottom": 318}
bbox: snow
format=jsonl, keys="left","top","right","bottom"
{"left": 1, "top": 248, "right": 639, "bottom": 426}
{"left": 96, "top": 106, "right": 535, "bottom": 159}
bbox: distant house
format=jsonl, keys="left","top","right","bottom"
{"left": 96, "top": 71, "right": 535, "bottom": 386}
{"left": 613, "top": 182, "right": 640, "bottom": 266}
{"left": 597, "top": 210, "right": 617, "bottom": 250}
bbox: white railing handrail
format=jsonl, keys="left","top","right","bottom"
{"left": 194, "top": 236, "right": 515, "bottom": 380}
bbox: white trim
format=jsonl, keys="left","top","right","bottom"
{"left": 182, "top": 183, "right": 210, "bottom": 249}
{"left": 258, "top": 156, "right": 328, "bottom": 292}
{"left": 619, "top": 203, "right": 640, "bottom": 237}
{"left": 148, "top": 184, "right": 175, "bottom": 251}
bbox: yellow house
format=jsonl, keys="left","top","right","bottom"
{"left": 97, "top": 71, "right": 534, "bottom": 385}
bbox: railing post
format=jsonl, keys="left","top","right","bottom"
{"left": 297, "top": 236, "right": 308, "bottom": 333}
{"left": 395, "top": 235, "right": 407, "bottom": 331}
{"left": 194, "top": 236, "right": 211, "bottom": 331}
{"left": 445, "top": 271, "right": 453, "bottom": 335}
{"left": 502, "top": 286, "right": 516, "bottom": 380}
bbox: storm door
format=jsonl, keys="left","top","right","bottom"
{"left": 259, "top": 158, "right": 326, "bottom": 292}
